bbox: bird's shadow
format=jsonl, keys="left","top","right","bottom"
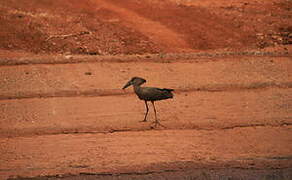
{"left": 144, "top": 121, "right": 167, "bottom": 129}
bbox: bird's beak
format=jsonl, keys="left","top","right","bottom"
{"left": 122, "top": 80, "right": 132, "bottom": 89}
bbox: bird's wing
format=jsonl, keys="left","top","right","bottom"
{"left": 140, "top": 87, "right": 173, "bottom": 100}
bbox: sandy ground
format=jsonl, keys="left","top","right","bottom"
{"left": 0, "top": 0, "right": 292, "bottom": 179}
{"left": 1, "top": 128, "right": 292, "bottom": 179}
{"left": 0, "top": 53, "right": 291, "bottom": 180}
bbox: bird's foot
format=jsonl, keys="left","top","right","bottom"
{"left": 140, "top": 119, "right": 147, "bottom": 123}
{"left": 150, "top": 120, "right": 166, "bottom": 129}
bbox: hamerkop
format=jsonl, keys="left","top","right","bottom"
{"left": 122, "top": 77, "right": 174, "bottom": 127}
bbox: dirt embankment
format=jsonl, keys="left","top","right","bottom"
{"left": 0, "top": 0, "right": 291, "bottom": 55}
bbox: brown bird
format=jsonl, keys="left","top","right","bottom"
{"left": 122, "top": 77, "right": 174, "bottom": 127}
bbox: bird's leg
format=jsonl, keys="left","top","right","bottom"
{"left": 150, "top": 101, "right": 166, "bottom": 128}
{"left": 151, "top": 101, "right": 158, "bottom": 122}
{"left": 140, "top": 100, "right": 149, "bottom": 122}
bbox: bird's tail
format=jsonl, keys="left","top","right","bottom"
{"left": 159, "top": 88, "right": 174, "bottom": 99}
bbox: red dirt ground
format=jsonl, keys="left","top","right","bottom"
{"left": 0, "top": 0, "right": 292, "bottom": 179}
{"left": 0, "top": 0, "right": 291, "bottom": 54}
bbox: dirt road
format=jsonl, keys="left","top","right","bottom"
{"left": 0, "top": 53, "right": 291, "bottom": 179}
{"left": 0, "top": 0, "right": 292, "bottom": 179}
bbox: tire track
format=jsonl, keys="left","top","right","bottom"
{"left": 3, "top": 123, "right": 291, "bottom": 138}
{"left": 0, "top": 82, "right": 291, "bottom": 101}
{"left": 1, "top": 55, "right": 291, "bottom": 101}
{"left": 1, "top": 87, "right": 291, "bottom": 138}
{"left": 92, "top": 0, "right": 192, "bottom": 52}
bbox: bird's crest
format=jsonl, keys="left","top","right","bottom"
{"left": 122, "top": 77, "right": 146, "bottom": 89}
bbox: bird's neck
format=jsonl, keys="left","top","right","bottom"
{"left": 133, "top": 84, "right": 142, "bottom": 94}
